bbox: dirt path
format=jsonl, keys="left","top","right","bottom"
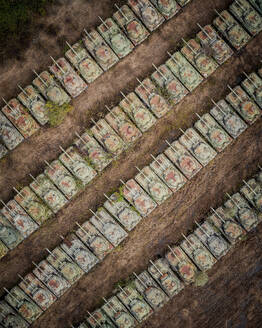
{"left": 0, "top": 0, "right": 234, "bottom": 200}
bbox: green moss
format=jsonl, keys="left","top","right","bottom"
{"left": 240, "top": 234, "right": 249, "bottom": 242}
{"left": 115, "top": 192, "right": 124, "bottom": 203}
{"left": 113, "top": 244, "right": 123, "bottom": 252}
{"left": 115, "top": 276, "right": 136, "bottom": 290}
{"left": 154, "top": 85, "right": 170, "bottom": 101}
{"left": 84, "top": 156, "right": 96, "bottom": 170}
{"left": 45, "top": 101, "right": 74, "bottom": 127}
{"left": 97, "top": 207, "right": 104, "bottom": 214}
{"left": 85, "top": 129, "right": 94, "bottom": 137}
{"left": 14, "top": 182, "right": 24, "bottom": 191}
{"left": 211, "top": 225, "right": 221, "bottom": 235}
{"left": 0, "top": 155, "right": 7, "bottom": 165}
{"left": 75, "top": 42, "right": 84, "bottom": 53}
{"left": 63, "top": 43, "right": 70, "bottom": 54}
{"left": 194, "top": 272, "right": 209, "bottom": 287}
{"left": 119, "top": 185, "right": 125, "bottom": 197}
{"left": 75, "top": 178, "right": 84, "bottom": 191}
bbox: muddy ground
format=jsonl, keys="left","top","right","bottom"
{"left": 0, "top": 0, "right": 261, "bottom": 327}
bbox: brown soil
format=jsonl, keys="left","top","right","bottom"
{"left": 0, "top": 0, "right": 261, "bottom": 327}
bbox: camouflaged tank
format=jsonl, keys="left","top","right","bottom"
{"left": 2, "top": 98, "right": 39, "bottom": 138}
{"left": 113, "top": 4, "right": 150, "bottom": 46}
{"left": 65, "top": 41, "right": 103, "bottom": 83}
{"left": 213, "top": 10, "right": 251, "bottom": 50}
{"left": 83, "top": 29, "right": 119, "bottom": 71}
{"left": 104, "top": 191, "right": 142, "bottom": 231}
{"left": 17, "top": 85, "right": 49, "bottom": 125}
{"left": 75, "top": 220, "right": 114, "bottom": 260}
{"left": 90, "top": 207, "right": 128, "bottom": 247}
{"left": 74, "top": 130, "right": 112, "bottom": 172}
{"left": 135, "top": 165, "right": 173, "bottom": 205}
{"left": 33, "top": 70, "right": 71, "bottom": 106}
{"left": 149, "top": 153, "right": 187, "bottom": 193}
{"left": 90, "top": 118, "right": 127, "bottom": 157}
{"left": 105, "top": 106, "right": 142, "bottom": 145}
{"left": 179, "top": 128, "right": 217, "bottom": 166}
{"left": 229, "top": 0, "right": 262, "bottom": 36}
{"left": 97, "top": 18, "right": 134, "bottom": 59}
{"left": 49, "top": 57, "right": 87, "bottom": 98}
{"left": 121, "top": 178, "right": 157, "bottom": 217}
{"left": 0, "top": 111, "right": 24, "bottom": 150}
{"left": 194, "top": 112, "right": 232, "bottom": 152}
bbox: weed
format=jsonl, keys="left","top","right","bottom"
{"left": 14, "top": 182, "right": 24, "bottom": 191}
{"left": 84, "top": 156, "right": 96, "bottom": 170}
{"left": 240, "top": 234, "right": 249, "bottom": 242}
{"left": 113, "top": 244, "right": 123, "bottom": 252}
{"left": 75, "top": 178, "right": 84, "bottom": 191}
{"left": 45, "top": 101, "right": 73, "bottom": 127}
{"left": 194, "top": 272, "right": 209, "bottom": 287}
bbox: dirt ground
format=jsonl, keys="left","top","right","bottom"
{"left": 0, "top": 0, "right": 261, "bottom": 327}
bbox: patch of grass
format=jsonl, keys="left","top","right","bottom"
{"left": 45, "top": 101, "right": 73, "bottom": 127}
{"left": 115, "top": 275, "right": 136, "bottom": 289}
{"left": 240, "top": 234, "right": 249, "bottom": 242}
{"left": 85, "top": 128, "right": 94, "bottom": 136}
{"left": 75, "top": 178, "right": 84, "bottom": 191}
{"left": 154, "top": 84, "right": 170, "bottom": 101}
{"left": 0, "top": 154, "right": 7, "bottom": 165}
{"left": 194, "top": 272, "right": 209, "bottom": 287}
{"left": 113, "top": 244, "right": 123, "bottom": 252}
{"left": 14, "top": 182, "right": 24, "bottom": 191}
{"left": 119, "top": 185, "right": 125, "bottom": 197}
{"left": 84, "top": 156, "right": 96, "bottom": 170}
{"left": 115, "top": 192, "right": 124, "bottom": 203}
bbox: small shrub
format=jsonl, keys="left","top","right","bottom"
{"left": 75, "top": 178, "right": 84, "bottom": 191}
{"left": 115, "top": 276, "right": 136, "bottom": 289}
{"left": 194, "top": 272, "right": 209, "bottom": 287}
{"left": 113, "top": 244, "right": 123, "bottom": 252}
{"left": 115, "top": 193, "right": 124, "bottom": 203}
{"left": 45, "top": 101, "right": 73, "bottom": 127}
{"left": 84, "top": 156, "right": 95, "bottom": 169}
{"left": 240, "top": 234, "right": 249, "bottom": 242}
{"left": 14, "top": 182, "right": 24, "bottom": 192}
